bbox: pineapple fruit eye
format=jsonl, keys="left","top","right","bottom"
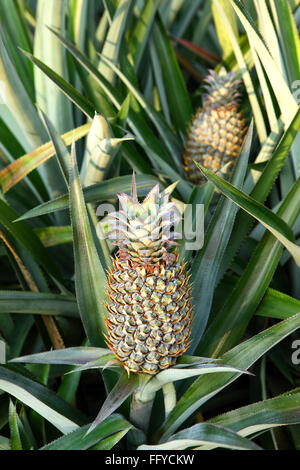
{"left": 106, "top": 255, "right": 192, "bottom": 374}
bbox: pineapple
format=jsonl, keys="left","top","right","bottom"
{"left": 104, "top": 176, "right": 193, "bottom": 375}
{"left": 184, "top": 67, "right": 247, "bottom": 185}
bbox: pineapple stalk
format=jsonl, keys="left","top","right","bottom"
{"left": 130, "top": 390, "right": 155, "bottom": 435}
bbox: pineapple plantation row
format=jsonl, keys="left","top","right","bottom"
{"left": 0, "top": 0, "right": 300, "bottom": 451}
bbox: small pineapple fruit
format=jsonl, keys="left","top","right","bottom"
{"left": 184, "top": 67, "right": 247, "bottom": 185}
{"left": 104, "top": 176, "right": 193, "bottom": 375}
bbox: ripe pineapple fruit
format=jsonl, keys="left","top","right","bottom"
{"left": 184, "top": 67, "right": 247, "bottom": 185}
{"left": 104, "top": 176, "right": 193, "bottom": 375}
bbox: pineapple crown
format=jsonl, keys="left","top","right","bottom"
{"left": 107, "top": 173, "right": 182, "bottom": 266}
{"left": 202, "top": 66, "right": 242, "bottom": 108}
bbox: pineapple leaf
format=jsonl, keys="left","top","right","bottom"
{"left": 212, "top": 0, "right": 238, "bottom": 59}
{"left": 16, "top": 174, "right": 160, "bottom": 222}
{"left": 213, "top": 0, "right": 267, "bottom": 142}
{"left": 0, "top": 291, "right": 78, "bottom": 317}
{"left": 34, "top": 226, "right": 73, "bottom": 247}
{"left": 69, "top": 0, "right": 89, "bottom": 51}
{"left": 10, "top": 346, "right": 112, "bottom": 366}
{"left": 0, "top": 0, "right": 33, "bottom": 98}
{"left": 231, "top": 0, "right": 298, "bottom": 125}
{"left": 129, "top": 0, "right": 159, "bottom": 70}
{"left": 255, "top": 0, "right": 282, "bottom": 72}
{"left": 171, "top": 0, "right": 203, "bottom": 38}
{"left": 0, "top": 199, "right": 63, "bottom": 284}
{"left": 34, "top": 0, "right": 74, "bottom": 134}
{"left": 21, "top": 49, "right": 95, "bottom": 118}
{"left": 151, "top": 15, "right": 193, "bottom": 135}
{"left": 69, "top": 142, "right": 108, "bottom": 346}
{"left": 140, "top": 422, "right": 261, "bottom": 450}
{"left": 176, "top": 355, "right": 221, "bottom": 366}
{"left": 256, "top": 287, "right": 300, "bottom": 320}
{"left": 196, "top": 163, "right": 300, "bottom": 266}
{"left": 248, "top": 42, "right": 279, "bottom": 134}
{"left": 0, "top": 24, "right": 47, "bottom": 152}
{"left": 41, "top": 413, "right": 132, "bottom": 450}
{"left": 160, "top": 0, "right": 185, "bottom": 29}
{"left": 47, "top": 27, "right": 192, "bottom": 198}
{"left": 214, "top": 275, "right": 300, "bottom": 322}
{"left": 41, "top": 414, "right": 133, "bottom": 450}
{"left": 0, "top": 365, "right": 86, "bottom": 434}
{"left": 66, "top": 354, "right": 121, "bottom": 374}
{"left": 137, "top": 364, "right": 252, "bottom": 403}
{"left": 198, "top": 177, "right": 300, "bottom": 357}
{"left": 216, "top": 107, "right": 300, "bottom": 284}
{"left": 8, "top": 400, "right": 22, "bottom": 450}
{"left": 87, "top": 373, "right": 139, "bottom": 434}
{"left": 97, "top": 0, "right": 133, "bottom": 84}
{"left": 189, "top": 122, "right": 253, "bottom": 352}
{"left": 208, "top": 391, "right": 300, "bottom": 441}
{"left": 148, "top": 38, "right": 173, "bottom": 124}
{"left": 158, "top": 312, "right": 300, "bottom": 441}
{"left": 39, "top": 110, "right": 70, "bottom": 186}
{"left": 270, "top": 0, "right": 300, "bottom": 177}
{"left": 98, "top": 54, "right": 184, "bottom": 170}
{"left": 0, "top": 122, "right": 91, "bottom": 194}
{"left": 270, "top": 0, "right": 300, "bottom": 85}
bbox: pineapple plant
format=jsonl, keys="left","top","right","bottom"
{"left": 0, "top": 0, "right": 299, "bottom": 453}
{"left": 183, "top": 67, "right": 247, "bottom": 185}
{"left": 104, "top": 176, "right": 193, "bottom": 375}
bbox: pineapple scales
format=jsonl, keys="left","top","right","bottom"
{"left": 184, "top": 67, "right": 247, "bottom": 185}
{"left": 104, "top": 175, "right": 193, "bottom": 375}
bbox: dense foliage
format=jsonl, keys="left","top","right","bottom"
{"left": 0, "top": 0, "right": 299, "bottom": 451}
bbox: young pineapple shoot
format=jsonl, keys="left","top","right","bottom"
{"left": 184, "top": 67, "right": 247, "bottom": 185}
{"left": 105, "top": 175, "right": 193, "bottom": 375}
